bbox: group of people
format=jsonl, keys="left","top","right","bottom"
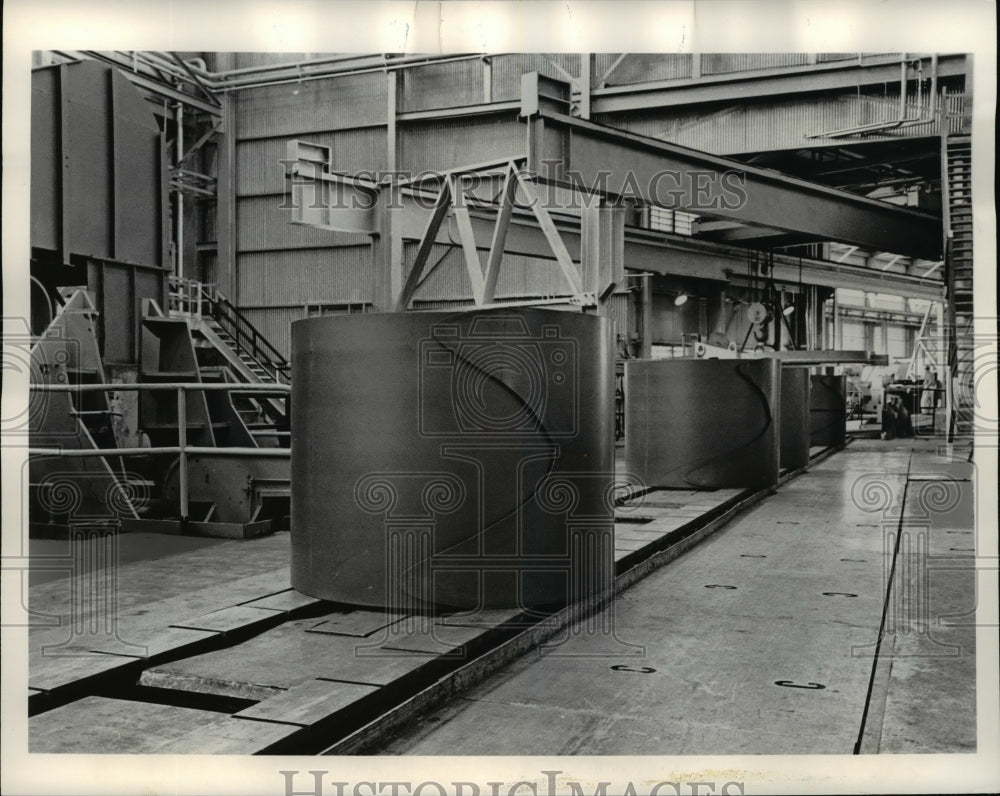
{"left": 882, "top": 366, "right": 939, "bottom": 439}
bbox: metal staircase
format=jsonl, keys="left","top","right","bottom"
{"left": 168, "top": 277, "right": 290, "bottom": 447}
{"left": 943, "top": 135, "right": 974, "bottom": 438}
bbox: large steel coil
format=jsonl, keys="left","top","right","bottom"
{"left": 291, "top": 308, "right": 614, "bottom": 612}
{"left": 780, "top": 367, "right": 811, "bottom": 470}
{"left": 625, "top": 357, "right": 781, "bottom": 489}
{"left": 809, "top": 374, "right": 847, "bottom": 447}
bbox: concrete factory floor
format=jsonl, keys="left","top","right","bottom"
{"left": 380, "top": 438, "right": 978, "bottom": 755}
{"left": 25, "top": 438, "right": 977, "bottom": 755}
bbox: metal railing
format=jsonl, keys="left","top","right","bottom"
{"left": 207, "top": 289, "right": 291, "bottom": 384}
{"left": 167, "top": 276, "right": 291, "bottom": 384}
{"left": 167, "top": 275, "right": 208, "bottom": 319}
{"left": 30, "top": 382, "right": 291, "bottom": 521}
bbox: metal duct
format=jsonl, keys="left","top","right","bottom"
{"left": 625, "top": 358, "right": 781, "bottom": 489}
{"left": 780, "top": 367, "right": 811, "bottom": 470}
{"left": 291, "top": 308, "right": 614, "bottom": 611}
{"left": 809, "top": 374, "right": 847, "bottom": 447}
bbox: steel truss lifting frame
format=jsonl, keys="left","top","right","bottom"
{"left": 284, "top": 71, "right": 944, "bottom": 320}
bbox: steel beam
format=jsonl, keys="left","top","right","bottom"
{"left": 524, "top": 108, "right": 942, "bottom": 261}
{"left": 482, "top": 164, "right": 519, "bottom": 303}
{"left": 590, "top": 54, "right": 967, "bottom": 114}
{"left": 290, "top": 191, "right": 943, "bottom": 301}
{"left": 286, "top": 146, "right": 944, "bottom": 300}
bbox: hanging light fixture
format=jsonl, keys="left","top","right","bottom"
{"left": 782, "top": 304, "right": 795, "bottom": 316}
{"left": 674, "top": 293, "right": 689, "bottom": 307}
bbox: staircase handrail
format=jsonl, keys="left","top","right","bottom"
{"left": 200, "top": 285, "right": 291, "bottom": 384}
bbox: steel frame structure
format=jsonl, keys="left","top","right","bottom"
{"left": 284, "top": 71, "right": 945, "bottom": 323}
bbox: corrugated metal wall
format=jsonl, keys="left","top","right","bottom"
{"left": 401, "top": 59, "right": 485, "bottom": 111}
{"left": 235, "top": 73, "right": 387, "bottom": 138}
{"left": 491, "top": 53, "right": 583, "bottom": 101}
{"left": 230, "top": 53, "right": 316, "bottom": 69}
{"left": 237, "top": 196, "right": 369, "bottom": 251}
{"left": 236, "top": 131, "right": 388, "bottom": 194}
{"left": 224, "top": 53, "right": 955, "bottom": 357}
{"left": 240, "top": 306, "right": 306, "bottom": 359}
{"left": 398, "top": 117, "right": 524, "bottom": 173}
{"left": 592, "top": 53, "right": 691, "bottom": 86}
{"left": 231, "top": 69, "right": 391, "bottom": 356}
{"left": 409, "top": 245, "right": 585, "bottom": 302}
{"left": 701, "top": 53, "right": 810, "bottom": 75}
{"left": 238, "top": 247, "right": 372, "bottom": 308}
{"left": 595, "top": 90, "right": 954, "bottom": 155}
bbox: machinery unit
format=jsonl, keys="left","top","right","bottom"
{"left": 27, "top": 60, "right": 291, "bottom": 538}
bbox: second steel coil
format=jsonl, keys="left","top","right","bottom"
{"left": 625, "top": 357, "right": 781, "bottom": 489}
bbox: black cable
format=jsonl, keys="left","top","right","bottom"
{"left": 853, "top": 451, "right": 913, "bottom": 754}
{"left": 654, "top": 360, "right": 776, "bottom": 488}
{"left": 398, "top": 307, "right": 576, "bottom": 598}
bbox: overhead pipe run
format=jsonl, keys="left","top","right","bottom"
{"left": 805, "top": 53, "right": 941, "bottom": 139}
{"left": 191, "top": 52, "right": 493, "bottom": 92}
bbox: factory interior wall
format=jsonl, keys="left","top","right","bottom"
{"left": 212, "top": 53, "right": 943, "bottom": 360}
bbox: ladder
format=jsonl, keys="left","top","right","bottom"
{"left": 943, "top": 134, "right": 974, "bottom": 438}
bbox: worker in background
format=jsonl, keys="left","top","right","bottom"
{"left": 921, "top": 367, "right": 939, "bottom": 414}
{"left": 882, "top": 397, "right": 898, "bottom": 440}
{"left": 897, "top": 395, "right": 914, "bottom": 438}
